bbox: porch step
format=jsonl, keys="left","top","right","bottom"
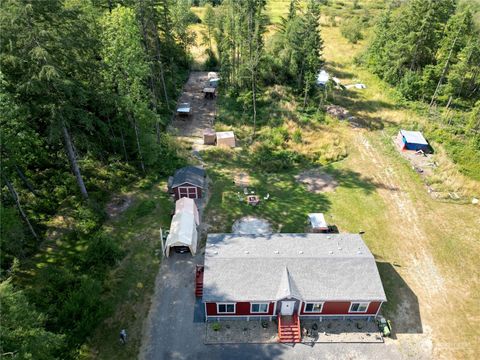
{"left": 278, "top": 314, "right": 301, "bottom": 343}
{"left": 195, "top": 265, "right": 204, "bottom": 298}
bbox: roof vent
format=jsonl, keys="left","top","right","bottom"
{"left": 298, "top": 250, "right": 304, "bottom": 254}
{"left": 213, "top": 251, "right": 218, "bottom": 255}
{"left": 329, "top": 251, "right": 334, "bottom": 255}
{"left": 274, "top": 250, "right": 279, "bottom": 254}
{"left": 244, "top": 250, "right": 249, "bottom": 254}
{"left": 357, "top": 251, "right": 362, "bottom": 255}
{"left": 337, "top": 247, "right": 342, "bottom": 250}
{"left": 327, "top": 236, "right": 331, "bottom": 239}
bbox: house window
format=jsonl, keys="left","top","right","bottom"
{"left": 349, "top": 302, "right": 369, "bottom": 313}
{"left": 217, "top": 303, "right": 235, "bottom": 314}
{"left": 304, "top": 302, "right": 323, "bottom": 313}
{"left": 251, "top": 303, "right": 269, "bottom": 313}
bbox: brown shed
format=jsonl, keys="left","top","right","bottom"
{"left": 203, "top": 129, "right": 216, "bottom": 145}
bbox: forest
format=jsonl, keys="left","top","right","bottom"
{"left": 1, "top": 0, "right": 479, "bottom": 359}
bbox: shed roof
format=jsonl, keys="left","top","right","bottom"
{"left": 171, "top": 166, "right": 205, "bottom": 189}
{"left": 400, "top": 130, "right": 428, "bottom": 145}
{"left": 308, "top": 213, "right": 328, "bottom": 229}
{"left": 216, "top": 131, "right": 234, "bottom": 139}
{"left": 203, "top": 233, "right": 386, "bottom": 302}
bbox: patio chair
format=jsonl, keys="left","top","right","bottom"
{"left": 264, "top": 193, "right": 270, "bottom": 200}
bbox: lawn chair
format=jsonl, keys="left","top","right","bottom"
{"left": 264, "top": 193, "right": 270, "bottom": 200}
{"left": 243, "top": 188, "right": 249, "bottom": 195}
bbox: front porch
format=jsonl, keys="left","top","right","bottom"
{"left": 204, "top": 317, "right": 383, "bottom": 344}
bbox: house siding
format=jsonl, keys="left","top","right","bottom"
{"left": 299, "top": 301, "right": 382, "bottom": 315}
{"left": 206, "top": 302, "right": 275, "bottom": 316}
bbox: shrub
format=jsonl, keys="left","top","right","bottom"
{"left": 251, "top": 143, "right": 302, "bottom": 172}
{"left": 204, "top": 49, "right": 219, "bottom": 70}
{"left": 135, "top": 200, "right": 156, "bottom": 218}
{"left": 211, "top": 322, "right": 221, "bottom": 331}
{"left": 82, "top": 233, "right": 122, "bottom": 273}
{"left": 340, "top": 18, "right": 364, "bottom": 44}
{"left": 292, "top": 129, "right": 303, "bottom": 144}
{"left": 73, "top": 203, "right": 105, "bottom": 235}
{"left": 57, "top": 276, "right": 109, "bottom": 346}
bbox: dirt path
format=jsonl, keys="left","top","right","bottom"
{"left": 168, "top": 72, "right": 216, "bottom": 142}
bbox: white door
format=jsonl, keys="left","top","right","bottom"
{"left": 281, "top": 301, "right": 295, "bottom": 315}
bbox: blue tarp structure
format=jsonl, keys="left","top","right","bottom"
{"left": 398, "top": 130, "right": 429, "bottom": 151}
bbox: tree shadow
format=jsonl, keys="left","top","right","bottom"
{"left": 376, "top": 261, "right": 423, "bottom": 337}
{"left": 323, "top": 167, "right": 401, "bottom": 192}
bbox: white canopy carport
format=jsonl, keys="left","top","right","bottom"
{"left": 175, "top": 197, "right": 200, "bottom": 225}
{"left": 165, "top": 211, "right": 198, "bottom": 257}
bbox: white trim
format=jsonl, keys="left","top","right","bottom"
{"left": 217, "top": 302, "right": 236, "bottom": 314}
{"left": 349, "top": 302, "right": 370, "bottom": 313}
{"left": 204, "top": 302, "right": 207, "bottom": 322}
{"left": 178, "top": 186, "right": 198, "bottom": 199}
{"left": 173, "top": 181, "right": 204, "bottom": 189}
{"left": 250, "top": 302, "right": 269, "bottom": 314}
{"left": 304, "top": 302, "right": 324, "bottom": 313}
{"left": 300, "top": 313, "right": 373, "bottom": 317}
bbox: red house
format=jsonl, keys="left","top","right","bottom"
{"left": 169, "top": 166, "right": 206, "bottom": 200}
{"left": 202, "top": 233, "right": 386, "bottom": 341}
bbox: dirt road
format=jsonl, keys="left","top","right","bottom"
{"left": 169, "top": 72, "right": 216, "bottom": 140}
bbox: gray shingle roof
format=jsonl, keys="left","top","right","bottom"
{"left": 171, "top": 166, "right": 205, "bottom": 188}
{"left": 203, "top": 233, "right": 387, "bottom": 302}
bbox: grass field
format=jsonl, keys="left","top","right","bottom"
{"left": 77, "top": 182, "right": 173, "bottom": 359}
{"left": 198, "top": 1, "right": 480, "bottom": 358}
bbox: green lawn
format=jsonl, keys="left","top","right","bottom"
{"left": 79, "top": 182, "right": 173, "bottom": 359}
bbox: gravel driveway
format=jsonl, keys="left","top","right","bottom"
{"left": 139, "top": 253, "right": 404, "bottom": 360}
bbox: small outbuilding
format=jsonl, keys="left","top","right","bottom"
{"left": 397, "top": 130, "right": 429, "bottom": 152}
{"left": 216, "top": 131, "right": 235, "bottom": 148}
{"left": 176, "top": 102, "right": 191, "bottom": 116}
{"left": 209, "top": 78, "right": 220, "bottom": 88}
{"left": 165, "top": 211, "right": 198, "bottom": 257}
{"left": 203, "top": 87, "right": 216, "bottom": 99}
{"left": 203, "top": 129, "right": 216, "bottom": 145}
{"left": 170, "top": 166, "right": 206, "bottom": 200}
{"left": 175, "top": 197, "right": 200, "bottom": 226}
{"left": 308, "top": 213, "right": 328, "bottom": 233}
{"left": 316, "top": 70, "right": 330, "bottom": 87}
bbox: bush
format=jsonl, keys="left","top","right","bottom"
{"left": 204, "top": 49, "right": 219, "bottom": 70}
{"left": 82, "top": 233, "right": 122, "bottom": 273}
{"left": 57, "top": 276, "right": 109, "bottom": 347}
{"left": 292, "top": 129, "right": 303, "bottom": 144}
{"left": 135, "top": 199, "right": 156, "bottom": 218}
{"left": 340, "top": 18, "right": 364, "bottom": 44}
{"left": 251, "top": 143, "right": 302, "bottom": 172}
{"left": 211, "top": 322, "right": 221, "bottom": 331}
{"left": 73, "top": 203, "right": 105, "bottom": 235}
